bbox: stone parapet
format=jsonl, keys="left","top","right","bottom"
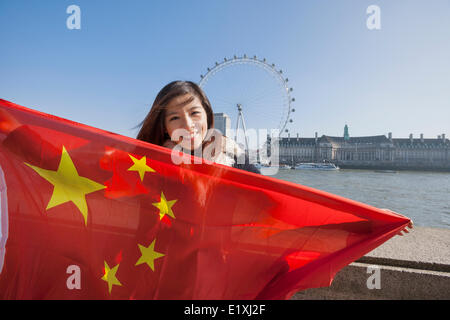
{"left": 336, "top": 163, "right": 450, "bottom": 172}
{"left": 291, "top": 226, "right": 450, "bottom": 300}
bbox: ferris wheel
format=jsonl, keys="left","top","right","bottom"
{"left": 198, "top": 54, "right": 295, "bottom": 149}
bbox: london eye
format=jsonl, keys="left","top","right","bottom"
{"left": 198, "top": 55, "right": 295, "bottom": 150}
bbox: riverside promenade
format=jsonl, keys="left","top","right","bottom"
{"left": 291, "top": 226, "right": 450, "bottom": 299}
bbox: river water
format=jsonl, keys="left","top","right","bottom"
{"left": 273, "top": 169, "right": 450, "bottom": 229}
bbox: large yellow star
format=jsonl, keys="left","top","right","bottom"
{"left": 127, "top": 154, "right": 155, "bottom": 181}
{"left": 101, "top": 261, "right": 122, "bottom": 294}
{"left": 25, "top": 146, "right": 105, "bottom": 225}
{"left": 152, "top": 191, "right": 177, "bottom": 220}
{"left": 135, "top": 239, "right": 165, "bottom": 271}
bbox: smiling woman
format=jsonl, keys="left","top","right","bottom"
{"left": 163, "top": 94, "right": 208, "bottom": 151}
{"left": 136, "top": 80, "right": 260, "bottom": 174}
{"left": 137, "top": 81, "right": 214, "bottom": 148}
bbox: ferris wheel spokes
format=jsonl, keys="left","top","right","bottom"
{"left": 199, "top": 55, "right": 295, "bottom": 137}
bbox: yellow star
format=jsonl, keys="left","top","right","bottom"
{"left": 152, "top": 191, "right": 177, "bottom": 220}
{"left": 101, "top": 261, "right": 122, "bottom": 294}
{"left": 127, "top": 154, "right": 155, "bottom": 181}
{"left": 25, "top": 146, "right": 106, "bottom": 225}
{"left": 135, "top": 239, "right": 165, "bottom": 271}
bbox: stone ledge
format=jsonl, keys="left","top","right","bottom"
{"left": 291, "top": 226, "right": 450, "bottom": 299}
{"left": 291, "top": 262, "right": 450, "bottom": 300}
{"left": 336, "top": 164, "right": 450, "bottom": 172}
{"left": 359, "top": 226, "right": 450, "bottom": 269}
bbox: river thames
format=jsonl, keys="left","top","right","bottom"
{"left": 273, "top": 169, "right": 450, "bottom": 229}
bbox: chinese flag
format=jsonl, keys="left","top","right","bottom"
{"left": 0, "top": 99, "right": 410, "bottom": 300}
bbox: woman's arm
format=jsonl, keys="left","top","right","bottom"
{"left": 0, "top": 109, "right": 75, "bottom": 164}
{"left": 0, "top": 109, "right": 20, "bottom": 134}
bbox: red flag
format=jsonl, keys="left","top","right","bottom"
{"left": 0, "top": 99, "right": 410, "bottom": 299}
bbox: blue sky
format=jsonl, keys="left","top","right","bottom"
{"left": 0, "top": 0, "right": 449, "bottom": 140}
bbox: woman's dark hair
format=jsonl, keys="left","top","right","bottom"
{"left": 136, "top": 80, "right": 214, "bottom": 146}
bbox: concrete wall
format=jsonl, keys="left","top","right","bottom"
{"left": 336, "top": 162, "right": 450, "bottom": 172}
{"left": 291, "top": 226, "right": 450, "bottom": 300}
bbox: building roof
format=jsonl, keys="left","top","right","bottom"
{"left": 322, "top": 135, "right": 390, "bottom": 144}
{"left": 392, "top": 138, "right": 449, "bottom": 147}
{"left": 213, "top": 112, "right": 230, "bottom": 118}
{"left": 278, "top": 135, "right": 449, "bottom": 147}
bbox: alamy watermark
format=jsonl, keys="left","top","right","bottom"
{"left": 66, "top": 5, "right": 81, "bottom": 30}
{"left": 367, "top": 5, "right": 381, "bottom": 30}
{"left": 366, "top": 265, "right": 381, "bottom": 289}
{"left": 66, "top": 264, "right": 81, "bottom": 290}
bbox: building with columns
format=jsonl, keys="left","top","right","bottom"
{"left": 278, "top": 126, "right": 449, "bottom": 171}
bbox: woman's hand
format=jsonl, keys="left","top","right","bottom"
{"left": 0, "top": 109, "right": 20, "bottom": 134}
{"left": 162, "top": 139, "right": 178, "bottom": 150}
{"left": 397, "top": 221, "right": 414, "bottom": 236}
{"left": 381, "top": 208, "right": 414, "bottom": 236}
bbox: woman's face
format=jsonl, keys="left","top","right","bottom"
{"left": 164, "top": 93, "right": 208, "bottom": 150}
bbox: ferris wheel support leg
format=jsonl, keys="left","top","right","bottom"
{"left": 235, "top": 112, "right": 240, "bottom": 142}
{"left": 240, "top": 111, "right": 250, "bottom": 153}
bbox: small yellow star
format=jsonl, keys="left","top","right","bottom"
{"left": 127, "top": 154, "right": 155, "bottom": 181}
{"left": 152, "top": 191, "right": 177, "bottom": 220}
{"left": 101, "top": 261, "right": 122, "bottom": 294}
{"left": 25, "top": 146, "right": 106, "bottom": 225}
{"left": 135, "top": 240, "right": 165, "bottom": 271}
